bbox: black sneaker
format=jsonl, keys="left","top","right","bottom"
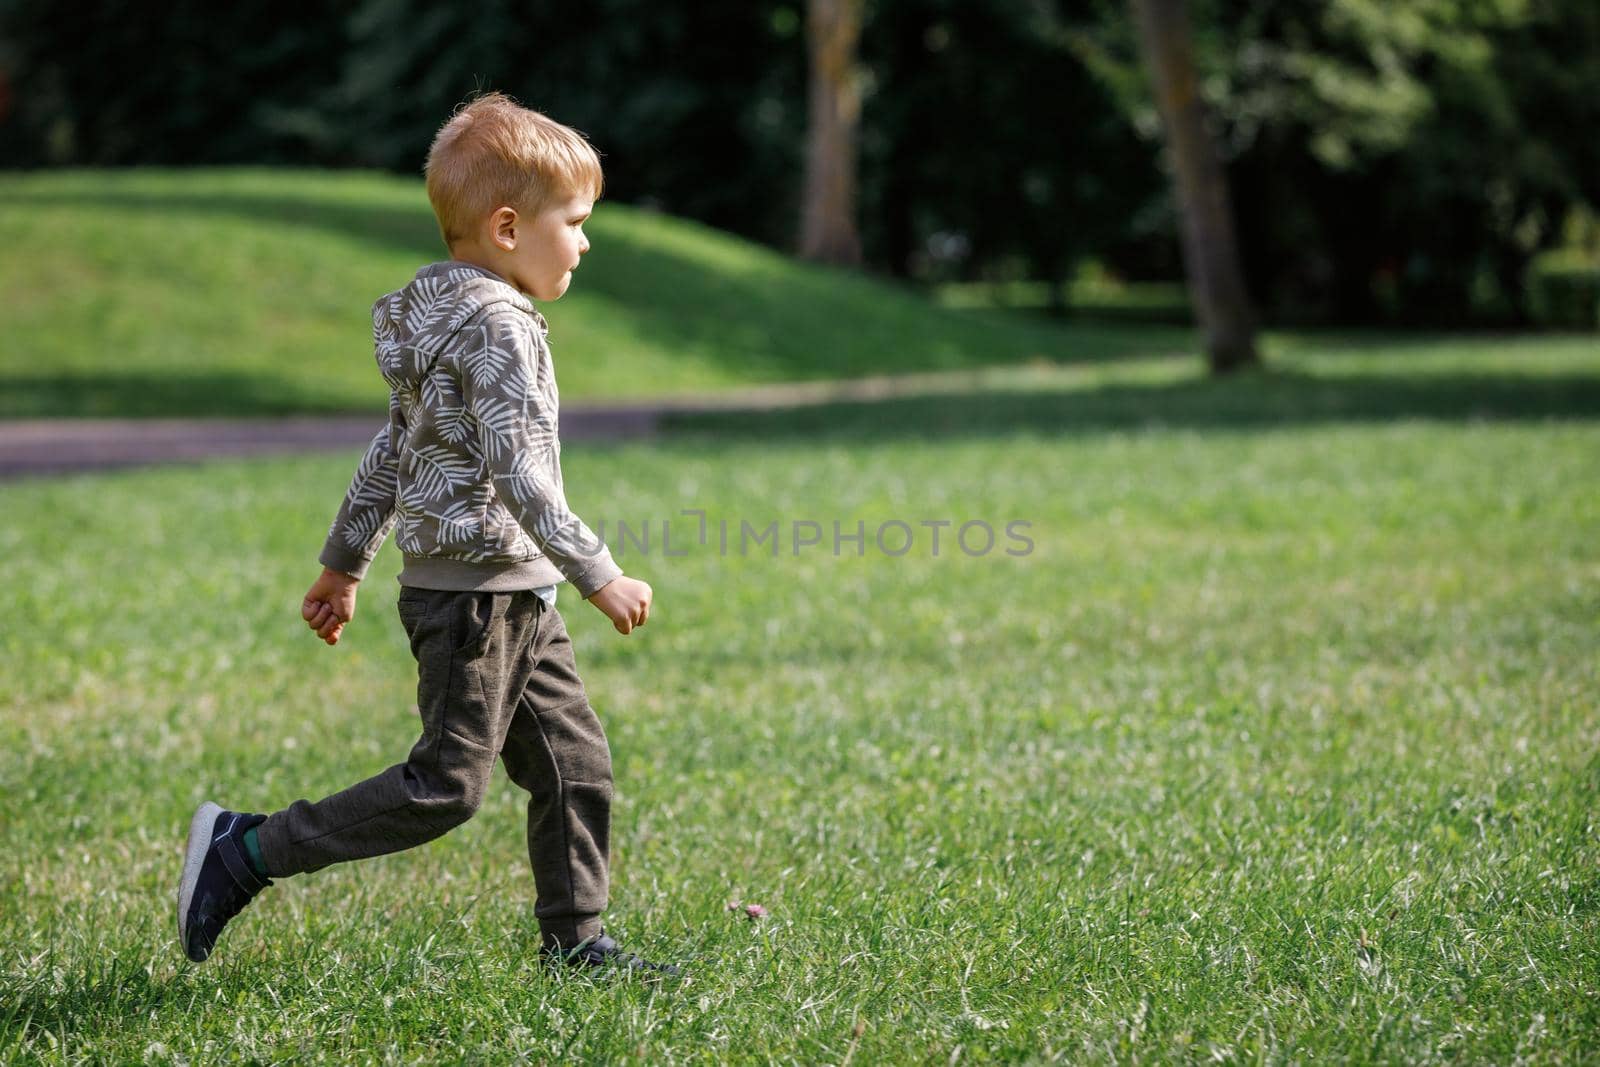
{"left": 177, "top": 802, "right": 272, "bottom": 963}
{"left": 540, "top": 930, "right": 684, "bottom": 978}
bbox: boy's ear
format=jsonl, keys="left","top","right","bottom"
{"left": 489, "top": 206, "right": 518, "bottom": 251}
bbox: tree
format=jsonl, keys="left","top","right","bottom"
{"left": 1075, "top": 0, "right": 1600, "bottom": 324}
{"left": 1129, "top": 0, "right": 1257, "bottom": 372}
{"left": 799, "top": 0, "right": 865, "bottom": 265}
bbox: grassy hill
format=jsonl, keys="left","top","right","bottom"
{"left": 0, "top": 169, "right": 1191, "bottom": 418}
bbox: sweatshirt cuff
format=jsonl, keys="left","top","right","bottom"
{"left": 563, "top": 547, "right": 623, "bottom": 599}
{"left": 319, "top": 540, "right": 374, "bottom": 581}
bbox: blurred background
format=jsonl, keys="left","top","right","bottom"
{"left": 3, "top": 0, "right": 1597, "bottom": 349}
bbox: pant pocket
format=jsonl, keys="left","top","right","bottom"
{"left": 451, "top": 590, "right": 511, "bottom": 655}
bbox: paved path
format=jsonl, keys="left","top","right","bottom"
{"left": 0, "top": 410, "right": 659, "bottom": 479}
{"left": 0, "top": 369, "right": 1018, "bottom": 479}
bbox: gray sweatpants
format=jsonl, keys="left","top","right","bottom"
{"left": 256, "top": 587, "right": 612, "bottom": 951}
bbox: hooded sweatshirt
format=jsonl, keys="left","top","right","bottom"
{"left": 317, "top": 262, "right": 622, "bottom": 598}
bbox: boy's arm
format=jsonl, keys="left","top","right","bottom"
{"left": 318, "top": 424, "right": 401, "bottom": 580}
{"left": 303, "top": 425, "right": 400, "bottom": 644}
{"left": 459, "top": 310, "right": 623, "bottom": 599}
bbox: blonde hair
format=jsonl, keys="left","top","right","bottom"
{"left": 424, "top": 92, "right": 603, "bottom": 247}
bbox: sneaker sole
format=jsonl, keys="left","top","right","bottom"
{"left": 177, "top": 800, "right": 222, "bottom": 960}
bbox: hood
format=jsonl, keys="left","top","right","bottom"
{"left": 371, "top": 261, "right": 539, "bottom": 391}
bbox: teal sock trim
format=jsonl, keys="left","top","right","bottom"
{"left": 242, "top": 825, "right": 270, "bottom": 878}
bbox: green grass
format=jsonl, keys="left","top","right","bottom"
{"left": 0, "top": 168, "right": 1190, "bottom": 417}
{"left": 937, "top": 278, "right": 1194, "bottom": 324}
{"left": 666, "top": 331, "right": 1600, "bottom": 440}
{"left": 1, "top": 381, "right": 1596, "bottom": 1060}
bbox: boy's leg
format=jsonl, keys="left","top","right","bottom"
{"left": 498, "top": 606, "right": 614, "bottom": 951}
{"left": 256, "top": 589, "right": 542, "bottom": 877}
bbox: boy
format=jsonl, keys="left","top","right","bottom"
{"left": 176, "top": 93, "right": 679, "bottom": 977}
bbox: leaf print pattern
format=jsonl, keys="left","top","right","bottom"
{"left": 532, "top": 501, "right": 578, "bottom": 546}
{"left": 395, "top": 379, "right": 420, "bottom": 415}
{"left": 349, "top": 443, "right": 399, "bottom": 507}
{"left": 502, "top": 357, "right": 534, "bottom": 405}
{"left": 392, "top": 480, "right": 431, "bottom": 545}
{"left": 427, "top": 500, "right": 481, "bottom": 545}
{"left": 324, "top": 428, "right": 401, "bottom": 561}
{"left": 405, "top": 444, "right": 475, "bottom": 501}
{"left": 499, "top": 448, "right": 559, "bottom": 505}
{"left": 339, "top": 507, "right": 392, "bottom": 552}
{"left": 483, "top": 503, "right": 522, "bottom": 552}
{"left": 396, "top": 478, "right": 432, "bottom": 511}
{"left": 435, "top": 402, "right": 472, "bottom": 445}
{"left": 317, "top": 262, "right": 619, "bottom": 595}
{"left": 375, "top": 340, "right": 403, "bottom": 382}
{"left": 460, "top": 323, "right": 515, "bottom": 389}
{"left": 403, "top": 276, "right": 454, "bottom": 336}
{"left": 419, "top": 369, "right": 446, "bottom": 412}
{"left": 374, "top": 310, "right": 403, "bottom": 380}
{"left": 468, "top": 397, "right": 537, "bottom": 463}
{"left": 458, "top": 310, "right": 612, "bottom": 583}
{"left": 441, "top": 272, "right": 484, "bottom": 332}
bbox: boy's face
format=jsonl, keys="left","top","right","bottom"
{"left": 497, "top": 193, "right": 593, "bottom": 302}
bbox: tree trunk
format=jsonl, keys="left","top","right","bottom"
{"left": 1130, "top": 0, "right": 1259, "bottom": 373}
{"left": 799, "top": 0, "right": 864, "bottom": 266}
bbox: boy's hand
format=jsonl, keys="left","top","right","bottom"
{"left": 586, "top": 575, "right": 652, "bottom": 635}
{"left": 302, "top": 567, "right": 360, "bottom": 645}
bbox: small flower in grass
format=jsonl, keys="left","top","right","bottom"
{"left": 725, "top": 899, "right": 742, "bottom": 912}
{"left": 744, "top": 903, "right": 768, "bottom": 920}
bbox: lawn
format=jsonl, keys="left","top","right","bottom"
{"left": 1, "top": 378, "right": 1596, "bottom": 1061}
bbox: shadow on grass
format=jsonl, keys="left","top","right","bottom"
{"left": 1, "top": 955, "right": 190, "bottom": 1042}
{"left": 661, "top": 368, "right": 1600, "bottom": 441}
{"left": 0, "top": 371, "right": 381, "bottom": 419}
{"left": 8, "top": 365, "right": 1596, "bottom": 436}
